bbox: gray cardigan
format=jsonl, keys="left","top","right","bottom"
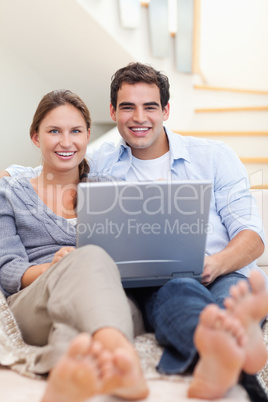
{"left": 0, "top": 176, "right": 76, "bottom": 297}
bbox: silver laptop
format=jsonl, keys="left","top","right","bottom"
{"left": 77, "top": 180, "right": 212, "bottom": 288}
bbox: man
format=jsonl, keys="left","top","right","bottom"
{"left": 1, "top": 62, "right": 267, "bottom": 400}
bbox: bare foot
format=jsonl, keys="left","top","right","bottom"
{"left": 41, "top": 333, "right": 109, "bottom": 402}
{"left": 188, "top": 304, "right": 246, "bottom": 400}
{"left": 100, "top": 348, "right": 149, "bottom": 400}
{"left": 224, "top": 270, "right": 268, "bottom": 374}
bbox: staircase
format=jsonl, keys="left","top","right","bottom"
{"left": 82, "top": 0, "right": 268, "bottom": 188}
{"left": 1, "top": 0, "right": 267, "bottom": 184}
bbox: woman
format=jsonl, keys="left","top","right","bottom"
{"left": 0, "top": 89, "right": 148, "bottom": 401}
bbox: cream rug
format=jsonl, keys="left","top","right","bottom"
{"left": 0, "top": 289, "right": 268, "bottom": 395}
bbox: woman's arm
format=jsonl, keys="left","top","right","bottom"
{"left": 21, "top": 263, "right": 51, "bottom": 288}
{"left": 21, "top": 247, "right": 75, "bottom": 288}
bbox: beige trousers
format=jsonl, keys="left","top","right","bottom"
{"left": 7, "top": 245, "right": 144, "bottom": 373}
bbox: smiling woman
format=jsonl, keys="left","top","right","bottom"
{"left": 0, "top": 89, "right": 148, "bottom": 402}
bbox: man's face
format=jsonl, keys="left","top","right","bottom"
{"left": 110, "top": 83, "right": 170, "bottom": 159}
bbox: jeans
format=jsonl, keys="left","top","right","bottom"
{"left": 135, "top": 272, "right": 247, "bottom": 374}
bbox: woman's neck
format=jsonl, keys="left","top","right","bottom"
{"left": 30, "top": 166, "right": 79, "bottom": 219}
{"left": 40, "top": 165, "right": 80, "bottom": 187}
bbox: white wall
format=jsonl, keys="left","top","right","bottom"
{"left": 0, "top": 46, "right": 51, "bottom": 170}
{"left": 1, "top": 0, "right": 268, "bottom": 171}
{"left": 79, "top": 0, "right": 268, "bottom": 134}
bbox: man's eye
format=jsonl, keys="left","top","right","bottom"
{"left": 50, "top": 129, "right": 59, "bottom": 133}
{"left": 72, "top": 129, "right": 80, "bottom": 133}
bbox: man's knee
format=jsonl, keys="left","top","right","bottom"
{"left": 157, "top": 277, "right": 213, "bottom": 305}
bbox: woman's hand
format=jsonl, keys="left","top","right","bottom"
{"left": 21, "top": 247, "right": 75, "bottom": 289}
{"left": 50, "top": 246, "right": 75, "bottom": 266}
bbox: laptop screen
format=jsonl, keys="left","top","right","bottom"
{"left": 77, "top": 180, "right": 212, "bottom": 287}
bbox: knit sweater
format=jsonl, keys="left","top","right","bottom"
{"left": 0, "top": 176, "right": 76, "bottom": 297}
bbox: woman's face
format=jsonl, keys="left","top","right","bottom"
{"left": 32, "top": 104, "right": 90, "bottom": 175}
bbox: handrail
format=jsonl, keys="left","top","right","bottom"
{"left": 195, "top": 106, "right": 268, "bottom": 113}
{"left": 194, "top": 85, "right": 268, "bottom": 95}
{"left": 174, "top": 131, "right": 268, "bottom": 137}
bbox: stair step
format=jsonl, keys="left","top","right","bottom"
{"left": 194, "top": 85, "right": 268, "bottom": 95}
{"left": 175, "top": 131, "right": 268, "bottom": 137}
{"left": 195, "top": 106, "right": 268, "bottom": 113}
{"left": 240, "top": 157, "right": 268, "bottom": 164}
{"left": 250, "top": 185, "right": 268, "bottom": 189}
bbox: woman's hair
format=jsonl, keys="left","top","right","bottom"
{"left": 30, "top": 89, "right": 91, "bottom": 209}
{"left": 110, "top": 62, "right": 170, "bottom": 110}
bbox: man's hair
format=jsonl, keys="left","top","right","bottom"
{"left": 110, "top": 62, "right": 170, "bottom": 110}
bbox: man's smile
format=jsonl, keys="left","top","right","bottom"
{"left": 129, "top": 127, "right": 151, "bottom": 137}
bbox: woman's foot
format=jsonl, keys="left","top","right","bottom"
{"left": 100, "top": 347, "right": 149, "bottom": 400}
{"left": 42, "top": 331, "right": 148, "bottom": 402}
{"left": 42, "top": 333, "right": 108, "bottom": 402}
{"left": 224, "top": 270, "right": 268, "bottom": 373}
{"left": 188, "top": 304, "right": 246, "bottom": 400}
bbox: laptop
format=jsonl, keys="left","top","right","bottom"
{"left": 77, "top": 180, "right": 212, "bottom": 288}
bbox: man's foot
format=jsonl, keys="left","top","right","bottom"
{"left": 224, "top": 270, "right": 268, "bottom": 374}
{"left": 42, "top": 333, "right": 109, "bottom": 402}
{"left": 188, "top": 304, "right": 246, "bottom": 400}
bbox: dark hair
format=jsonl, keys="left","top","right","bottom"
{"left": 30, "top": 89, "right": 91, "bottom": 208}
{"left": 110, "top": 62, "right": 170, "bottom": 110}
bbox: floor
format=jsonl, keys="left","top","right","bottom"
{"left": 0, "top": 366, "right": 250, "bottom": 402}
{"left": 3, "top": 267, "right": 268, "bottom": 402}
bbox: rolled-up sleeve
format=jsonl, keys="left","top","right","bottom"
{"left": 213, "top": 144, "right": 265, "bottom": 244}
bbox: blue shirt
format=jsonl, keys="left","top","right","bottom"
{"left": 7, "top": 127, "right": 265, "bottom": 279}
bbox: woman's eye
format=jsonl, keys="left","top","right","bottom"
{"left": 50, "top": 129, "right": 59, "bottom": 134}
{"left": 72, "top": 129, "right": 80, "bottom": 133}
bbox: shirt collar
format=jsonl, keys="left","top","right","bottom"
{"left": 116, "top": 126, "right": 191, "bottom": 163}
{"left": 165, "top": 127, "right": 191, "bottom": 163}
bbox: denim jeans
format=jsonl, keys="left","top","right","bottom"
{"left": 135, "top": 272, "right": 247, "bottom": 374}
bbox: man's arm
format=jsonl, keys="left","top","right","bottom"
{"left": 202, "top": 229, "right": 265, "bottom": 286}
{"left": 0, "top": 164, "right": 42, "bottom": 179}
{"left": 0, "top": 171, "right": 10, "bottom": 179}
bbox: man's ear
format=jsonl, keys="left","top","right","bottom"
{"left": 162, "top": 102, "right": 170, "bottom": 121}
{"left": 110, "top": 103, "right": 117, "bottom": 122}
{"left": 31, "top": 132, "right": 40, "bottom": 148}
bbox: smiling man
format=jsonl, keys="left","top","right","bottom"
{"left": 110, "top": 82, "right": 170, "bottom": 159}
{"left": 1, "top": 62, "right": 268, "bottom": 400}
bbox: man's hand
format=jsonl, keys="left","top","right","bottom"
{"left": 50, "top": 246, "right": 75, "bottom": 266}
{"left": 201, "top": 254, "right": 223, "bottom": 286}
{"left": 0, "top": 171, "right": 10, "bottom": 179}
{"left": 201, "top": 230, "right": 265, "bottom": 286}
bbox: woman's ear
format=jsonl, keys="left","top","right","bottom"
{"left": 87, "top": 129, "right": 91, "bottom": 144}
{"left": 31, "top": 132, "right": 40, "bottom": 148}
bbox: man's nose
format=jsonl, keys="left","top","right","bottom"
{"left": 133, "top": 108, "right": 146, "bottom": 123}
